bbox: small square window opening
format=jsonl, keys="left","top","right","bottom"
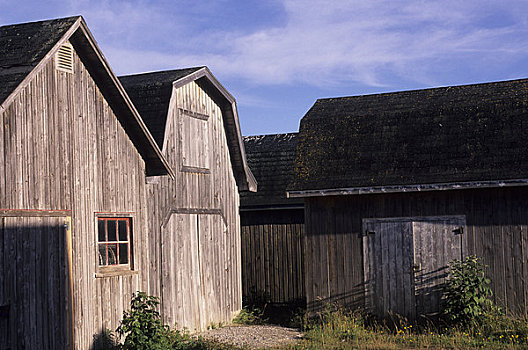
{"left": 97, "top": 218, "right": 131, "bottom": 267}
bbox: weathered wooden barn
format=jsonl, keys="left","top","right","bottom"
{"left": 240, "top": 133, "right": 305, "bottom": 304}
{"left": 0, "top": 16, "right": 173, "bottom": 349}
{"left": 288, "top": 79, "right": 528, "bottom": 319}
{"left": 0, "top": 16, "right": 254, "bottom": 349}
{"left": 119, "top": 67, "right": 256, "bottom": 331}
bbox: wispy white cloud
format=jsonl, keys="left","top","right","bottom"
{"left": 55, "top": 0, "right": 528, "bottom": 88}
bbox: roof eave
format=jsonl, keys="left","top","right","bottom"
{"left": 0, "top": 16, "right": 173, "bottom": 178}
{"left": 0, "top": 17, "right": 82, "bottom": 109}
{"left": 287, "top": 178, "right": 528, "bottom": 198}
{"left": 73, "top": 19, "right": 173, "bottom": 178}
{"left": 173, "top": 67, "right": 257, "bottom": 192}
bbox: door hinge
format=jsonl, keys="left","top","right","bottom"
{"left": 362, "top": 230, "right": 375, "bottom": 237}
{"left": 452, "top": 227, "right": 464, "bottom": 235}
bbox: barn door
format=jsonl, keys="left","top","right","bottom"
{"left": 363, "top": 216, "right": 465, "bottom": 320}
{"left": 363, "top": 219, "right": 415, "bottom": 319}
{"left": 412, "top": 217, "right": 465, "bottom": 317}
{"left": 0, "top": 216, "right": 73, "bottom": 350}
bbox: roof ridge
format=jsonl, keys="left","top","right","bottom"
{"left": 316, "top": 77, "right": 528, "bottom": 102}
{"left": 119, "top": 66, "right": 205, "bottom": 79}
{"left": 244, "top": 132, "right": 298, "bottom": 138}
{"left": 0, "top": 15, "right": 81, "bottom": 29}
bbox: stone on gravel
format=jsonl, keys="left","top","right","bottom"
{"left": 199, "top": 325, "right": 303, "bottom": 349}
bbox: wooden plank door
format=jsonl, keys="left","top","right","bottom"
{"left": 363, "top": 219, "right": 415, "bottom": 319}
{"left": 363, "top": 216, "right": 465, "bottom": 320}
{"left": 412, "top": 216, "right": 465, "bottom": 318}
{"left": 0, "top": 216, "right": 73, "bottom": 350}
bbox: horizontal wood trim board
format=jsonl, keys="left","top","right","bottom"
{"left": 287, "top": 178, "right": 528, "bottom": 197}
{"left": 240, "top": 205, "right": 305, "bottom": 212}
{"left": 171, "top": 208, "right": 223, "bottom": 215}
{"left": 363, "top": 215, "right": 466, "bottom": 223}
{"left": 179, "top": 108, "right": 209, "bottom": 121}
{"left": 0, "top": 209, "right": 72, "bottom": 217}
{"left": 94, "top": 212, "right": 135, "bottom": 217}
{"left": 181, "top": 166, "right": 211, "bottom": 174}
{"left": 95, "top": 270, "right": 139, "bottom": 278}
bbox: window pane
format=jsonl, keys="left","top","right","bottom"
{"left": 98, "top": 244, "right": 107, "bottom": 266}
{"left": 107, "top": 220, "right": 117, "bottom": 241}
{"left": 119, "top": 243, "right": 128, "bottom": 264}
{"left": 107, "top": 244, "right": 118, "bottom": 265}
{"left": 98, "top": 220, "right": 106, "bottom": 242}
{"left": 118, "top": 220, "right": 128, "bottom": 241}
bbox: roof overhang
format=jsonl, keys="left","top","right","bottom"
{"left": 71, "top": 19, "right": 173, "bottom": 177}
{"left": 1, "top": 16, "right": 173, "bottom": 178}
{"left": 172, "top": 67, "right": 257, "bottom": 192}
{"left": 287, "top": 178, "right": 528, "bottom": 198}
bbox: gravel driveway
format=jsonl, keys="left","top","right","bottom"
{"left": 200, "top": 325, "right": 303, "bottom": 349}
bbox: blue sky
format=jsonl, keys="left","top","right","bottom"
{"left": 2, "top": 0, "right": 528, "bottom": 135}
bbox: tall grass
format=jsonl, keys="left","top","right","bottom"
{"left": 287, "top": 306, "right": 528, "bottom": 350}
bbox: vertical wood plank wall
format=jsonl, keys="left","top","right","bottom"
{"left": 0, "top": 44, "right": 150, "bottom": 348}
{"left": 240, "top": 208, "right": 305, "bottom": 304}
{"left": 146, "top": 81, "right": 242, "bottom": 331}
{"left": 304, "top": 187, "right": 528, "bottom": 315}
{"left": 241, "top": 223, "right": 305, "bottom": 304}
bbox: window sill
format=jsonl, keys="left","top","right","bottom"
{"left": 95, "top": 269, "right": 139, "bottom": 278}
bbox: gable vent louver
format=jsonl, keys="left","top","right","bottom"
{"left": 55, "top": 43, "right": 74, "bottom": 73}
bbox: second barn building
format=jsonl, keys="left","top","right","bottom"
{"left": 289, "top": 79, "right": 528, "bottom": 320}
{"left": 120, "top": 67, "right": 256, "bottom": 331}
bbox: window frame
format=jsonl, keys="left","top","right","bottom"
{"left": 94, "top": 213, "right": 137, "bottom": 277}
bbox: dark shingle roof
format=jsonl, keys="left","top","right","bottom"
{"left": 0, "top": 16, "right": 172, "bottom": 176}
{"left": 241, "top": 133, "right": 302, "bottom": 207}
{"left": 119, "top": 67, "right": 257, "bottom": 192}
{"left": 119, "top": 68, "right": 204, "bottom": 148}
{"left": 289, "top": 78, "right": 528, "bottom": 192}
{"left": 0, "top": 16, "right": 79, "bottom": 104}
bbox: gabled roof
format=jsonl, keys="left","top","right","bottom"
{"left": 0, "top": 16, "right": 79, "bottom": 104}
{"left": 289, "top": 78, "right": 528, "bottom": 196}
{"left": 119, "top": 67, "right": 257, "bottom": 192}
{"left": 241, "top": 133, "right": 302, "bottom": 208}
{"left": 119, "top": 68, "right": 203, "bottom": 147}
{"left": 0, "top": 16, "right": 172, "bottom": 177}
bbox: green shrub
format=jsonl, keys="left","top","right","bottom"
{"left": 232, "top": 306, "right": 266, "bottom": 325}
{"left": 116, "top": 292, "right": 236, "bottom": 350}
{"left": 116, "top": 292, "right": 173, "bottom": 349}
{"left": 442, "top": 255, "right": 493, "bottom": 326}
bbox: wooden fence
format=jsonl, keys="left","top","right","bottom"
{"left": 241, "top": 222, "right": 305, "bottom": 304}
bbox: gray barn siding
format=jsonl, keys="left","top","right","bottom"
{"left": 147, "top": 81, "right": 242, "bottom": 331}
{"left": 241, "top": 209, "right": 305, "bottom": 304}
{"left": 0, "top": 45, "right": 150, "bottom": 348}
{"left": 305, "top": 187, "right": 528, "bottom": 316}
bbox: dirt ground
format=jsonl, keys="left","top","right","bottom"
{"left": 199, "top": 325, "right": 303, "bottom": 349}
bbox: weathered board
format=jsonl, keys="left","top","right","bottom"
{"left": 0, "top": 215, "right": 73, "bottom": 350}
{"left": 304, "top": 187, "right": 528, "bottom": 316}
{"left": 363, "top": 216, "right": 465, "bottom": 319}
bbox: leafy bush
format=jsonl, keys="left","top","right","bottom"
{"left": 442, "top": 255, "right": 493, "bottom": 325}
{"left": 116, "top": 292, "right": 173, "bottom": 349}
{"left": 116, "top": 292, "right": 237, "bottom": 350}
{"left": 232, "top": 306, "right": 266, "bottom": 325}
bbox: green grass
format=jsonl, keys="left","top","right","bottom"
{"left": 282, "top": 307, "right": 528, "bottom": 350}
